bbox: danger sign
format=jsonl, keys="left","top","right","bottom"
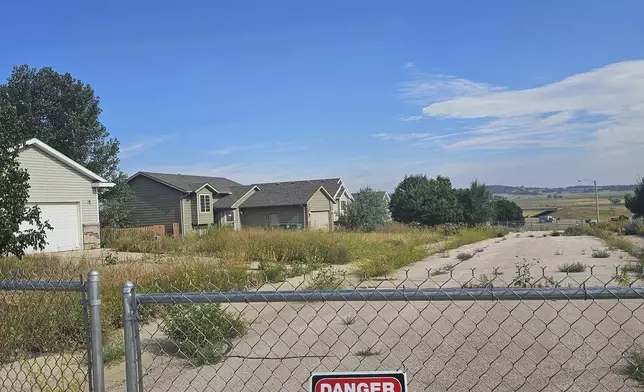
{"left": 310, "top": 371, "right": 407, "bottom": 392}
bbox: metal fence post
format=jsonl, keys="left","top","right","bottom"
{"left": 122, "top": 281, "right": 138, "bottom": 392}
{"left": 87, "top": 271, "right": 104, "bottom": 392}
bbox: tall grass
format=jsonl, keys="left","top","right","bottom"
{"left": 1, "top": 224, "right": 508, "bottom": 365}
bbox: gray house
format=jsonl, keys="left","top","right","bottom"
{"left": 315, "top": 178, "right": 353, "bottom": 221}
{"left": 126, "top": 172, "right": 336, "bottom": 234}
{"left": 17, "top": 138, "right": 115, "bottom": 252}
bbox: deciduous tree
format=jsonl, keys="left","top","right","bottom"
{"left": 625, "top": 179, "right": 644, "bottom": 218}
{"left": 494, "top": 199, "right": 524, "bottom": 222}
{"left": 338, "top": 187, "right": 390, "bottom": 231}
{"left": 0, "top": 98, "right": 51, "bottom": 258}
{"left": 390, "top": 174, "right": 462, "bottom": 225}
{"left": 457, "top": 180, "right": 495, "bottom": 225}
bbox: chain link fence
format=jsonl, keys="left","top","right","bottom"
{"left": 120, "top": 267, "right": 644, "bottom": 392}
{"left": 0, "top": 270, "right": 103, "bottom": 392}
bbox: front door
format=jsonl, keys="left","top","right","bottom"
{"left": 269, "top": 213, "right": 279, "bottom": 227}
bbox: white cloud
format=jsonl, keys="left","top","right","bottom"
{"left": 400, "top": 72, "right": 503, "bottom": 104}
{"left": 395, "top": 114, "right": 424, "bottom": 122}
{"left": 419, "top": 60, "right": 644, "bottom": 153}
{"left": 372, "top": 132, "right": 433, "bottom": 142}
{"left": 121, "top": 134, "right": 174, "bottom": 156}
{"left": 403, "top": 62, "right": 416, "bottom": 70}
{"left": 211, "top": 145, "right": 262, "bottom": 155}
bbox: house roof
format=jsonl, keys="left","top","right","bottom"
{"left": 213, "top": 185, "right": 258, "bottom": 209}
{"left": 239, "top": 180, "right": 335, "bottom": 208}
{"left": 130, "top": 172, "right": 241, "bottom": 193}
{"left": 22, "top": 138, "right": 115, "bottom": 188}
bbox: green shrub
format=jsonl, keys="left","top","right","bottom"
{"left": 430, "top": 264, "right": 455, "bottom": 276}
{"left": 623, "top": 218, "right": 644, "bottom": 235}
{"left": 622, "top": 263, "right": 644, "bottom": 276}
{"left": 557, "top": 262, "right": 587, "bottom": 273}
{"left": 305, "top": 267, "right": 344, "bottom": 290}
{"left": 456, "top": 252, "right": 473, "bottom": 261}
{"left": 163, "top": 303, "right": 247, "bottom": 366}
{"left": 626, "top": 349, "right": 644, "bottom": 382}
{"left": 592, "top": 248, "right": 611, "bottom": 258}
{"left": 0, "top": 292, "right": 85, "bottom": 364}
{"left": 260, "top": 262, "right": 286, "bottom": 283}
{"left": 564, "top": 226, "right": 588, "bottom": 236}
{"left": 551, "top": 231, "right": 562, "bottom": 237}
{"left": 103, "top": 329, "right": 126, "bottom": 366}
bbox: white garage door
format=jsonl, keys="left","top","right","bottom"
{"left": 309, "top": 211, "right": 329, "bottom": 230}
{"left": 20, "top": 203, "right": 81, "bottom": 253}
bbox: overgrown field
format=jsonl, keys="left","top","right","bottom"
{"left": 1, "top": 225, "right": 506, "bottom": 366}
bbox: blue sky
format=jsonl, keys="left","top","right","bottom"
{"left": 2, "top": 1, "right": 644, "bottom": 191}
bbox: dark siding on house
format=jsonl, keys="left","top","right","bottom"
{"left": 240, "top": 206, "right": 305, "bottom": 228}
{"left": 129, "top": 175, "right": 183, "bottom": 233}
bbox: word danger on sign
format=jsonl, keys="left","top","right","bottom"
{"left": 310, "top": 371, "right": 407, "bottom": 392}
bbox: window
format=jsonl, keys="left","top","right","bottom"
{"left": 225, "top": 211, "right": 234, "bottom": 223}
{"left": 199, "top": 194, "right": 211, "bottom": 213}
{"left": 341, "top": 200, "right": 347, "bottom": 211}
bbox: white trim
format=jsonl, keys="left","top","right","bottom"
{"left": 23, "top": 138, "right": 110, "bottom": 184}
{"left": 77, "top": 201, "right": 84, "bottom": 250}
{"left": 306, "top": 186, "right": 336, "bottom": 206}
{"left": 92, "top": 182, "right": 115, "bottom": 188}
{"left": 198, "top": 193, "right": 212, "bottom": 214}
{"left": 230, "top": 186, "right": 260, "bottom": 208}
{"left": 193, "top": 183, "right": 219, "bottom": 194}
{"left": 95, "top": 191, "right": 99, "bottom": 225}
{"left": 333, "top": 180, "right": 354, "bottom": 201}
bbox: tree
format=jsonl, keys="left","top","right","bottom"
{"left": 0, "top": 65, "right": 120, "bottom": 180}
{"left": 99, "top": 172, "right": 134, "bottom": 228}
{"left": 1, "top": 65, "right": 133, "bottom": 226}
{"left": 0, "top": 97, "right": 51, "bottom": 258}
{"left": 338, "top": 187, "right": 390, "bottom": 231}
{"left": 625, "top": 179, "right": 644, "bottom": 218}
{"left": 390, "top": 174, "right": 462, "bottom": 226}
{"left": 495, "top": 199, "right": 524, "bottom": 222}
{"left": 457, "top": 180, "right": 495, "bottom": 226}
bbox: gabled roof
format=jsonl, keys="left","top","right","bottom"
{"left": 129, "top": 172, "right": 241, "bottom": 194}
{"left": 213, "top": 185, "right": 259, "bottom": 209}
{"left": 22, "top": 138, "right": 114, "bottom": 188}
{"left": 239, "top": 180, "right": 335, "bottom": 208}
{"left": 311, "top": 178, "right": 353, "bottom": 200}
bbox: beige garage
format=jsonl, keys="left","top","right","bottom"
{"left": 16, "top": 138, "right": 115, "bottom": 252}
{"left": 309, "top": 211, "right": 330, "bottom": 230}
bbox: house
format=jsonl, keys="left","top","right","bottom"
{"left": 16, "top": 138, "right": 115, "bottom": 252}
{"left": 315, "top": 178, "right": 353, "bottom": 220}
{"left": 126, "top": 172, "right": 337, "bottom": 233}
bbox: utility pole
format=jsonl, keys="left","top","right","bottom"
{"left": 579, "top": 179, "right": 600, "bottom": 223}
{"left": 594, "top": 180, "right": 600, "bottom": 223}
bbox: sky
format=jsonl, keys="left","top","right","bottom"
{"left": 2, "top": 0, "right": 644, "bottom": 191}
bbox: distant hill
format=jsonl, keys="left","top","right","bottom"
{"left": 488, "top": 184, "right": 637, "bottom": 196}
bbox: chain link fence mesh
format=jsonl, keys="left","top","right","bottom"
{"left": 0, "top": 271, "right": 91, "bottom": 392}
{"left": 123, "top": 266, "right": 644, "bottom": 392}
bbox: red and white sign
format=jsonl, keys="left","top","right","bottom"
{"left": 310, "top": 372, "right": 407, "bottom": 392}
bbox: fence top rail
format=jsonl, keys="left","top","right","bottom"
{"left": 0, "top": 279, "right": 85, "bottom": 292}
{"left": 133, "top": 286, "right": 644, "bottom": 304}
